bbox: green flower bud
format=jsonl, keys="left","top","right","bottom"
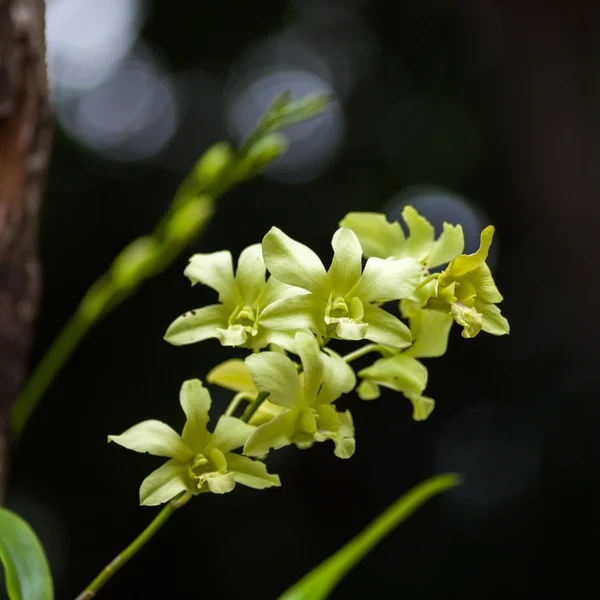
{"left": 111, "top": 236, "right": 158, "bottom": 289}
{"left": 164, "top": 196, "right": 213, "bottom": 245}
{"left": 192, "top": 142, "right": 235, "bottom": 188}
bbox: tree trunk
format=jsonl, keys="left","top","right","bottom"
{"left": 0, "top": 0, "right": 52, "bottom": 500}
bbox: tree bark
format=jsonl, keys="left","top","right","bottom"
{"left": 0, "top": 0, "right": 52, "bottom": 500}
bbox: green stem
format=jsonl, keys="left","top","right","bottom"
{"left": 12, "top": 312, "right": 92, "bottom": 438}
{"left": 225, "top": 392, "right": 252, "bottom": 417}
{"left": 342, "top": 344, "right": 382, "bottom": 363}
{"left": 75, "top": 389, "right": 268, "bottom": 600}
{"left": 240, "top": 391, "right": 269, "bottom": 423}
{"left": 75, "top": 491, "right": 192, "bottom": 600}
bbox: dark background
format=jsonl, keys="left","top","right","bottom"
{"left": 6, "top": 0, "right": 600, "bottom": 597}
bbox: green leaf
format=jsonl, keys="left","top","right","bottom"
{"left": 0, "top": 507, "right": 54, "bottom": 600}
{"left": 277, "top": 474, "right": 461, "bottom": 600}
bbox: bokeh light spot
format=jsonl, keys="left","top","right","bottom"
{"left": 47, "top": 0, "right": 145, "bottom": 97}
{"left": 56, "top": 46, "right": 179, "bottom": 163}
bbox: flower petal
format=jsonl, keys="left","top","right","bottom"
{"left": 405, "top": 393, "right": 435, "bottom": 421}
{"left": 252, "top": 329, "right": 305, "bottom": 352}
{"left": 356, "top": 380, "right": 380, "bottom": 400}
{"left": 236, "top": 244, "right": 266, "bottom": 304}
{"left": 262, "top": 227, "right": 327, "bottom": 292}
{"left": 339, "top": 212, "right": 405, "bottom": 258}
{"left": 445, "top": 226, "right": 494, "bottom": 277}
{"left": 348, "top": 257, "right": 421, "bottom": 302}
{"left": 244, "top": 409, "right": 297, "bottom": 456}
{"left": 226, "top": 453, "right": 281, "bottom": 489}
{"left": 139, "top": 459, "right": 191, "bottom": 506}
{"left": 258, "top": 276, "right": 309, "bottom": 309}
{"left": 184, "top": 251, "right": 239, "bottom": 306}
{"left": 450, "top": 302, "right": 483, "bottom": 338}
{"left": 258, "top": 294, "right": 324, "bottom": 333}
{"left": 206, "top": 359, "right": 257, "bottom": 395}
{"left": 362, "top": 304, "right": 412, "bottom": 349}
{"left": 247, "top": 400, "right": 285, "bottom": 427}
{"left": 206, "top": 471, "right": 236, "bottom": 494}
{"left": 426, "top": 222, "right": 465, "bottom": 268}
{"left": 358, "top": 354, "right": 428, "bottom": 396}
{"left": 328, "top": 228, "right": 363, "bottom": 295}
{"left": 334, "top": 319, "right": 368, "bottom": 340}
{"left": 405, "top": 309, "right": 454, "bottom": 358}
{"left": 245, "top": 351, "right": 302, "bottom": 409}
{"left": 180, "top": 380, "right": 212, "bottom": 454}
{"left": 475, "top": 299, "right": 510, "bottom": 336}
{"left": 164, "top": 304, "right": 229, "bottom": 346}
{"left": 469, "top": 263, "right": 503, "bottom": 303}
{"left": 315, "top": 403, "right": 340, "bottom": 431}
{"left": 314, "top": 406, "right": 355, "bottom": 459}
{"left": 108, "top": 420, "right": 191, "bottom": 461}
{"left": 402, "top": 206, "right": 434, "bottom": 261}
{"left": 216, "top": 325, "right": 248, "bottom": 347}
{"left": 207, "top": 415, "right": 256, "bottom": 453}
{"left": 294, "top": 332, "right": 323, "bottom": 402}
{"left": 317, "top": 349, "right": 356, "bottom": 405}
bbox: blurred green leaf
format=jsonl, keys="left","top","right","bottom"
{"left": 278, "top": 473, "right": 460, "bottom": 600}
{"left": 0, "top": 508, "right": 53, "bottom": 600}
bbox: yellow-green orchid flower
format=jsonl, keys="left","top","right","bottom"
{"left": 108, "top": 380, "right": 280, "bottom": 505}
{"left": 242, "top": 332, "right": 357, "bottom": 459}
{"left": 259, "top": 227, "right": 421, "bottom": 348}
{"left": 340, "top": 206, "right": 465, "bottom": 268}
{"left": 164, "top": 244, "right": 306, "bottom": 350}
{"left": 428, "top": 226, "right": 509, "bottom": 338}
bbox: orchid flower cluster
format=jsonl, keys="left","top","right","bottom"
{"left": 109, "top": 207, "right": 509, "bottom": 506}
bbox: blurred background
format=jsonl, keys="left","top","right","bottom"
{"left": 6, "top": 0, "right": 600, "bottom": 597}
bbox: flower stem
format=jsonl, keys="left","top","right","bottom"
{"left": 342, "top": 344, "right": 382, "bottom": 363}
{"left": 75, "top": 491, "right": 192, "bottom": 599}
{"left": 12, "top": 311, "right": 92, "bottom": 438}
{"left": 240, "top": 391, "right": 269, "bottom": 423}
{"left": 225, "top": 392, "right": 252, "bottom": 416}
